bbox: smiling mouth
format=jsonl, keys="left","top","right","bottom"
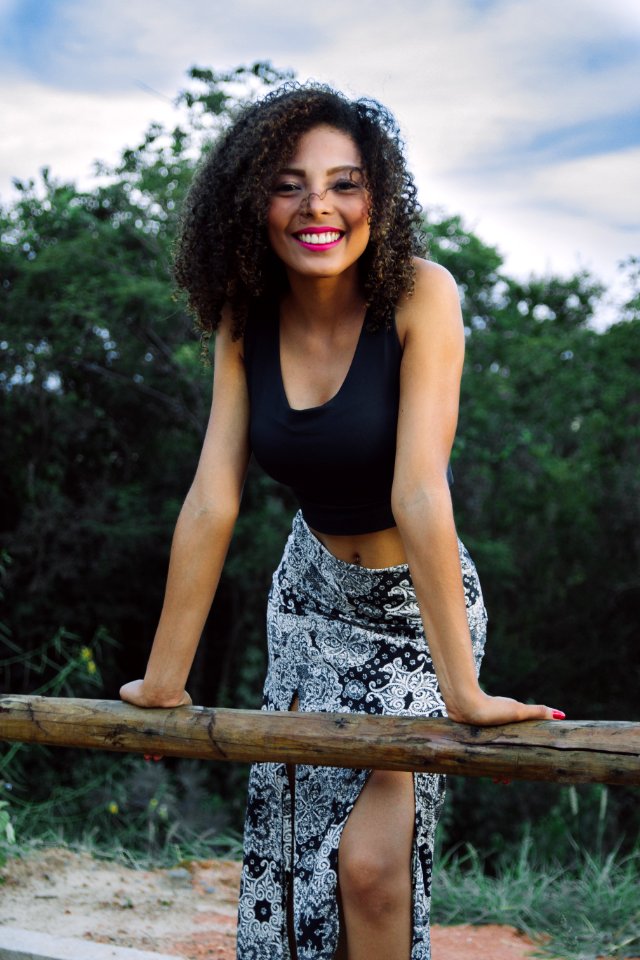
{"left": 292, "top": 229, "right": 344, "bottom": 250}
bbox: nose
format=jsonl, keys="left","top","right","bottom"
{"left": 300, "top": 187, "right": 332, "bottom": 216}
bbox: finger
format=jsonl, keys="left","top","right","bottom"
{"left": 521, "top": 703, "right": 566, "bottom": 721}
{"left": 119, "top": 680, "right": 143, "bottom": 703}
{"left": 539, "top": 706, "right": 566, "bottom": 720}
{"left": 143, "top": 754, "right": 164, "bottom": 762}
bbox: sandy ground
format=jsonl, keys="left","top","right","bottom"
{"left": 0, "top": 846, "right": 552, "bottom": 959}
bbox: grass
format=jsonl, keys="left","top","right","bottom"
{"left": 3, "top": 825, "right": 638, "bottom": 959}
{"left": 0, "top": 743, "right": 247, "bottom": 869}
{"left": 1, "top": 748, "right": 638, "bottom": 960}
{"left": 0, "top": 819, "right": 244, "bottom": 871}
{"left": 432, "top": 837, "right": 640, "bottom": 960}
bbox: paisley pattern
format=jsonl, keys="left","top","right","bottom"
{"left": 237, "top": 512, "right": 487, "bottom": 959}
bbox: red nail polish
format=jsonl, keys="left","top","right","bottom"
{"left": 552, "top": 710, "right": 566, "bottom": 719}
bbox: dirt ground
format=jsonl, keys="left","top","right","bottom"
{"left": 0, "top": 846, "right": 556, "bottom": 959}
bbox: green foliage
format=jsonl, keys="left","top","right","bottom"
{"left": 1, "top": 65, "right": 638, "bottom": 864}
{"left": 432, "top": 837, "right": 640, "bottom": 959}
{"left": 0, "top": 62, "right": 292, "bottom": 866}
{"left": 0, "top": 800, "right": 16, "bottom": 867}
{"left": 0, "top": 63, "right": 291, "bottom": 708}
{"left": 425, "top": 214, "right": 640, "bottom": 733}
{"left": 2, "top": 749, "right": 241, "bottom": 867}
{"left": 0, "top": 626, "right": 241, "bottom": 864}
{"left": 425, "top": 212, "right": 639, "bottom": 852}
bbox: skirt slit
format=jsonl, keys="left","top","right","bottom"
{"left": 236, "top": 512, "right": 487, "bottom": 960}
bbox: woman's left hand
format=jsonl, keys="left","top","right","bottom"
{"left": 119, "top": 678, "right": 192, "bottom": 709}
{"left": 446, "top": 690, "right": 565, "bottom": 726}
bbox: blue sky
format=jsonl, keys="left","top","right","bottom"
{"left": 1, "top": 0, "right": 639, "bottom": 319}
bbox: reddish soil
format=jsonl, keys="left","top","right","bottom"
{"left": 168, "top": 921, "right": 541, "bottom": 960}
{"left": 0, "top": 847, "right": 629, "bottom": 960}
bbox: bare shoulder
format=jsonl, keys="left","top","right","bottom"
{"left": 395, "top": 257, "right": 463, "bottom": 346}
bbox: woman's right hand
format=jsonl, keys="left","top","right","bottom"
{"left": 446, "top": 690, "right": 565, "bottom": 726}
{"left": 119, "top": 679, "right": 192, "bottom": 709}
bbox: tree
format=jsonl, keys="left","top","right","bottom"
{"left": 0, "top": 64, "right": 293, "bottom": 706}
{"left": 1, "top": 69, "right": 637, "bottom": 854}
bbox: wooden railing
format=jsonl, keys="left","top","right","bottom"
{"left": 1, "top": 695, "right": 639, "bottom": 785}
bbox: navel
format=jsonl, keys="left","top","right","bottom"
{"left": 352, "top": 552, "right": 362, "bottom": 566}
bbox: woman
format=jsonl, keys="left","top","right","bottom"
{"left": 120, "top": 84, "right": 564, "bottom": 960}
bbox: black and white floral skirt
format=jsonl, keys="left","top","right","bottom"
{"left": 237, "top": 511, "right": 487, "bottom": 959}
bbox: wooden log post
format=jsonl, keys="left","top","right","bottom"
{"left": 1, "top": 695, "right": 639, "bottom": 785}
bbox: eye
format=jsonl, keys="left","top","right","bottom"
{"left": 331, "top": 179, "right": 362, "bottom": 194}
{"left": 273, "top": 181, "right": 302, "bottom": 195}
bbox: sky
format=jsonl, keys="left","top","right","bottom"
{"left": 1, "top": 0, "right": 639, "bottom": 322}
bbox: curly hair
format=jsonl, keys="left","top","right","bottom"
{"left": 173, "top": 82, "right": 425, "bottom": 340}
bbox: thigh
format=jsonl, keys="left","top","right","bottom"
{"left": 339, "top": 769, "right": 415, "bottom": 879}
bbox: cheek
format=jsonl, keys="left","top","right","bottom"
{"left": 355, "top": 203, "right": 372, "bottom": 243}
{"left": 356, "top": 197, "right": 373, "bottom": 233}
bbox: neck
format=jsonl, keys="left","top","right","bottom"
{"left": 282, "top": 267, "right": 365, "bottom": 331}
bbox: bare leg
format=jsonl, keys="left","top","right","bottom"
{"left": 338, "top": 770, "right": 414, "bottom": 960}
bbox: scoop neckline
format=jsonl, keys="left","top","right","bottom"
{"left": 277, "top": 308, "right": 368, "bottom": 414}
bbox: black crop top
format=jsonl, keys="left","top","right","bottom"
{"left": 243, "top": 304, "right": 451, "bottom": 536}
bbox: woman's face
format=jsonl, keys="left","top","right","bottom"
{"left": 267, "top": 125, "right": 371, "bottom": 281}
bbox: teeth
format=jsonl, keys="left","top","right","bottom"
{"left": 297, "top": 232, "right": 341, "bottom": 244}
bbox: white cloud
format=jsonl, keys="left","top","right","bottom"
{"left": 0, "top": 81, "right": 177, "bottom": 191}
{"left": 1, "top": 0, "right": 638, "bottom": 319}
{"left": 530, "top": 146, "right": 640, "bottom": 229}
{"left": 284, "top": 0, "right": 640, "bottom": 172}
{"left": 12, "top": 0, "right": 323, "bottom": 92}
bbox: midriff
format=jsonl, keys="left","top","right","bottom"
{"left": 309, "top": 524, "right": 407, "bottom": 569}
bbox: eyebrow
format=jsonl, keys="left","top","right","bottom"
{"left": 276, "top": 165, "right": 363, "bottom": 177}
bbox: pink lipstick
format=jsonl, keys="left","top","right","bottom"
{"left": 292, "top": 226, "right": 344, "bottom": 252}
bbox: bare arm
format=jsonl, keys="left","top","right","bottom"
{"left": 392, "top": 260, "right": 563, "bottom": 725}
{"left": 120, "top": 311, "right": 250, "bottom": 708}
